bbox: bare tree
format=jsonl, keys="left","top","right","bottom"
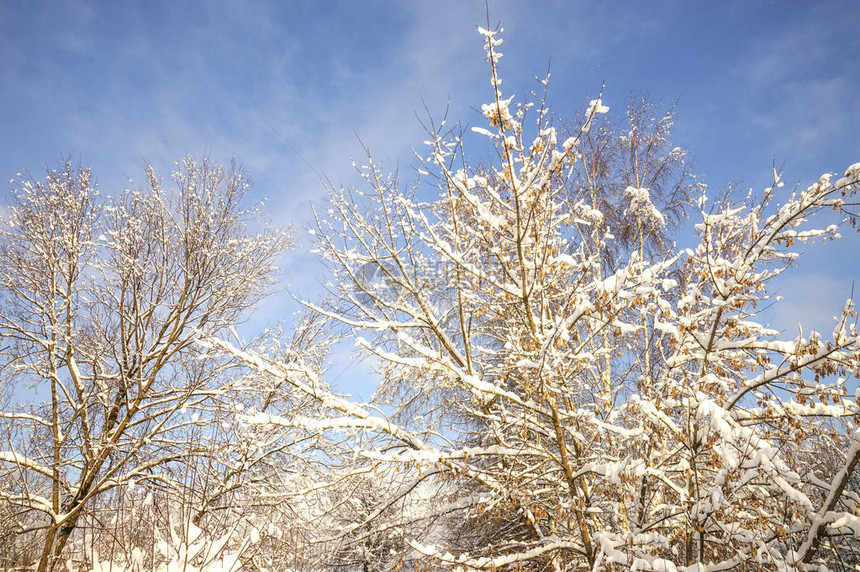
{"left": 0, "top": 157, "right": 291, "bottom": 571}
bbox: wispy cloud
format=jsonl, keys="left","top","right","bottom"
{"left": 731, "top": 3, "right": 859, "bottom": 173}
{"left": 2, "top": 0, "right": 857, "bottom": 359}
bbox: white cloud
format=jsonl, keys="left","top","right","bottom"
{"left": 3, "top": 0, "right": 857, "bottom": 350}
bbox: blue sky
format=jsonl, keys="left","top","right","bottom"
{"left": 1, "top": 1, "right": 858, "bottom": 393}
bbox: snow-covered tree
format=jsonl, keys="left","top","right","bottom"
{"left": 221, "top": 25, "right": 860, "bottom": 571}
{"left": 0, "top": 157, "right": 291, "bottom": 571}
